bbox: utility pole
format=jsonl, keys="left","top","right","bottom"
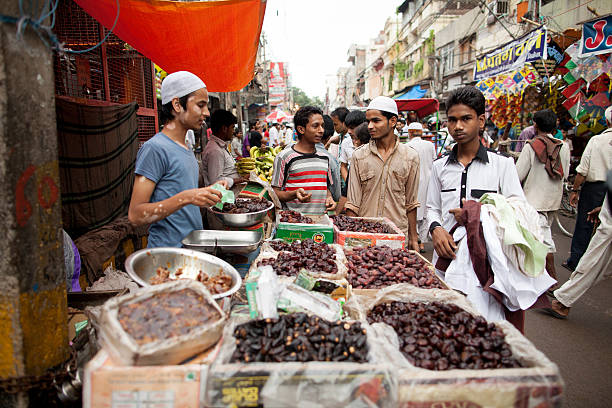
{"left": 0, "top": 1, "right": 69, "bottom": 406}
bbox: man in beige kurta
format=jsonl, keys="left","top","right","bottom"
{"left": 345, "top": 96, "right": 420, "bottom": 251}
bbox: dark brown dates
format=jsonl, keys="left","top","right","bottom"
{"left": 258, "top": 239, "right": 338, "bottom": 277}
{"left": 230, "top": 313, "right": 369, "bottom": 363}
{"left": 280, "top": 210, "right": 314, "bottom": 224}
{"left": 331, "top": 215, "right": 395, "bottom": 234}
{"left": 218, "top": 197, "right": 271, "bottom": 214}
{"left": 367, "top": 301, "right": 521, "bottom": 370}
{"left": 118, "top": 289, "right": 221, "bottom": 345}
{"left": 347, "top": 245, "right": 444, "bottom": 289}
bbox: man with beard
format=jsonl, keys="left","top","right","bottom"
{"left": 345, "top": 96, "right": 420, "bottom": 251}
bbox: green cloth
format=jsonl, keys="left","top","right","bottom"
{"left": 480, "top": 193, "right": 548, "bottom": 277}
{"left": 211, "top": 183, "right": 235, "bottom": 210}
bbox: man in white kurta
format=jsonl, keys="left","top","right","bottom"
{"left": 407, "top": 122, "right": 437, "bottom": 248}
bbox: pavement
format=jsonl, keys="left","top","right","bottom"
{"left": 421, "top": 214, "right": 612, "bottom": 407}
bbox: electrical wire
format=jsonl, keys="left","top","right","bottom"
{"left": 0, "top": 0, "right": 120, "bottom": 54}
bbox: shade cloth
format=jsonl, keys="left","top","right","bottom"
{"left": 74, "top": 0, "right": 267, "bottom": 92}
{"left": 394, "top": 98, "right": 439, "bottom": 117}
{"left": 394, "top": 85, "right": 427, "bottom": 99}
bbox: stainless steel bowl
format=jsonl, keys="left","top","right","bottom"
{"left": 182, "top": 230, "right": 262, "bottom": 255}
{"left": 124, "top": 247, "right": 242, "bottom": 299}
{"left": 209, "top": 201, "right": 274, "bottom": 227}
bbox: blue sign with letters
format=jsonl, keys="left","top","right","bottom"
{"left": 580, "top": 14, "right": 612, "bottom": 56}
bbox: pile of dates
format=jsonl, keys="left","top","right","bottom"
{"left": 230, "top": 313, "right": 368, "bottom": 363}
{"left": 118, "top": 289, "right": 220, "bottom": 345}
{"left": 367, "top": 301, "right": 521, "bottom": 370}
{"left": 218, "top": 197, "right": 271, "bottom": 214}
{"left": 331, "top": 215, "right": 394, "bottom": 234}
{"left": 258, "top": 239, "right": 338, "bottom": 276}
{"left": 280, "top": 210, "right": 314, "bottom": 224}
{"left": 347, "top": 246, "right": 444, "bottom": 289}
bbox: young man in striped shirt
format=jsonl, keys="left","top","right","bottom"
{"left": 272, "top": 106, "right": 337, "bottom": 215}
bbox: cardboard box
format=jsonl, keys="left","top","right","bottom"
{"left": 274, "top": 213, "right": 334, "bottom": 244}
{"left": 333, "top": 217, "right": 405, "bottom": 249}
{"left": 83, "top": 346, "right": 220, "bottom": 408}
{"left": 238, "top": 181, "right": 271, "bottom": 201}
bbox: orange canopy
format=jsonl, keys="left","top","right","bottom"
{"left": 74, "top": 0, "right": 266, "bottom": 92}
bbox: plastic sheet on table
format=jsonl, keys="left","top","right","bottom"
{"left": 203, "top": 316, "right": 398, "bottom": 407}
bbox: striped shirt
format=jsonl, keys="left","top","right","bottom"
{"left": 272, "top": 145, "right": 333, "bottom": 215}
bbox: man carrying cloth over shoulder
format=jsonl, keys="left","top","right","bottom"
{"left": 345, "top": 96, "right": 421, "bottom": 251}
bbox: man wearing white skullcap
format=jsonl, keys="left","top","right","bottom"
{"left": 345, "top": 96, "right": 421, "bottom": 251}
{"left": 406, "top": 122, "right": 437, "bottom": 250}
{"left": 128, "top": 71, "right": 224, "bottom": 247}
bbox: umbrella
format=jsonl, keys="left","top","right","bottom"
{"left": 266, "top": 109, "right": 288, "bottom": 123}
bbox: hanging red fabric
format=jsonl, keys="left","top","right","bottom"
{"left": 74, "top": 0, "right": 267, "bottom": 92}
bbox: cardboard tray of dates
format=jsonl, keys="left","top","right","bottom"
{"left": 331, "top": 216, "right": 407, "bottom": 249}
{"left": 345, "top": 245, "right": 450, "bottom": 297}
{"left": 99, "top": 280, "right": 226, "bottom": 366}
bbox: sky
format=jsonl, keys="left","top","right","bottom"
{"left": 262, "top": 0, "right": 400, "bottom": 100}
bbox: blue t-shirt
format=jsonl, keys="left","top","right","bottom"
{"left": 135, "top": 132, "right": 202, "bottom": 248}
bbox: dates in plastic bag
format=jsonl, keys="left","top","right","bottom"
{"left": 118, "top": 288, "right": 221, "bottom": 345}
{"left": 230, "top": 313, "right": 368, "bottom": 363}
{"left": 367, "top": 301, "right": 521, "bottom": 370}
{"left": 258, "top": 239, "right": 338, "bottom": 276}
{"left": 347, "top": 246, "right": 444, "bottom": 289}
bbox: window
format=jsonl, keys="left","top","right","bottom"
{"left": 496, "top": 0, "right": 509, "bottom": 15}
{"left": 440, "top": 42, "right": 455, "bottom": 74}
{"left": 459, "top": 35, "right": 476, "bottom": 65}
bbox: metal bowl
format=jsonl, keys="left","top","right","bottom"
{"left": 182, "top": 230, "right": 262, "bottom": 255}
{"left": 124, "top": 247, "right": 242, "bottom": 299}
{"left": 209, "top": 201, "right": 274, "bottom": 228}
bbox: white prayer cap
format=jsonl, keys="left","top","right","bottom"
{"left": 367, "top": 96, "right": 398, "bottom": 116}
{"left": 407, "top": 122, "right": 423, "bottom": 131}
{"left": 161, "top": 71, "right": 207, "bottom": 105}
{"left": 605, "top": 105, "right": 612, "bottom": 123}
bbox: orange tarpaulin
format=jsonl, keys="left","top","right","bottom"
{"left": 74, "top": 0, "right": 266, "bottom": 92}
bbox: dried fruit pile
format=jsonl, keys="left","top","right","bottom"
{"left": 150, "top": 267, "right": 232, "bottom": 295}
{"left": 280, "top": 210, "right": 314, "bottom": 224}
{"left": 331, "top": 215, "right": 394, "bottom": 234}
{"left": 218, "top": 197, "right": 271, "bottom": 214}
{"left": 347, "top": 246, "right": 444, "bottom": 289}
{"left": 258, "top": 239, "right": 338, "bottom": 276}
{"left": 367, "top": 301, "right": 521, "bottom": 370}
{"left": 118, "top": 289, "right": 221, "bottom": 345}
{"left": 230, "top": 313, "right": 369, "bottom": 363}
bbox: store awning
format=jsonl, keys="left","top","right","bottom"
{"left": 74, "top": 0, "right": 266, "bottom": 92}
{"left": 394, "top": 85, "right": 427, "bottom": 100}
{"left": 395, "top": 98, "right": 439, "bottom": 118}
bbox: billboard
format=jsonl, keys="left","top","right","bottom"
{"left": 473, "top": 27, "right": 547, "bottom": 81}
{"left": 269, "top": 62, "right": 288, "bottom": 106}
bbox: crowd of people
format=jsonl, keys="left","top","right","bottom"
{"left": 127, "top": 70, "right": 611, "bottom": 324}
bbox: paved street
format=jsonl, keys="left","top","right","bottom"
{"left": 423, "top": 214, "right": 612, "bottom": 407}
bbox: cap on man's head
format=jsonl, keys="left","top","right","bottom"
{"left": 606, "top": 105, "right": 612, "bottom": 124}
{"left": 367, "top": 96, "right": 398, "bottom": 116}
{"left": 407, "top": 122, "right": 423, "bottom": 131}
{"left": 161, "top": 71, "right": 206, "bottom": 105}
